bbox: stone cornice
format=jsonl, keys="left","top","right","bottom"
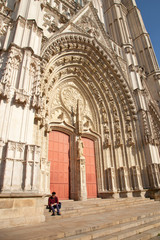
{"left": 0, "top": 193, "right": 44, "bottom": 198}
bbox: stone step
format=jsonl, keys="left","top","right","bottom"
{"left": 96, "top": 226, "right": 160, "bottom": 240}
{"left": 102, "top": 220, "right": 160, "bottom": 240}
{"left": 58, "top": 213, "right": 160, "bottom": 240}
{"left": 0, "top": 198, "right": 159, "bottom": 240}
{"left": 45, "top": 199, "right": 153, "bottom": 213}
{"left": 118, "top": 225, "right": 160, "bottom": 240}
{"left": 45, "top": 197, "right": 152, "bottom": 209}
{"left": 44, "top": 198, "right": 155, "bottom": 221}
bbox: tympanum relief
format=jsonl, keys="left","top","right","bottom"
{"left": 50, "top": 81, "right": 95, "bottom": 131}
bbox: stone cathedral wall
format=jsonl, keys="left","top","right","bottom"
{"left": 0, "top": 0, "right": 159, "bottom": 228}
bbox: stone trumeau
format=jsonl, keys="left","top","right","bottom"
{"left": 0, "top": 0, "right": 160, "bottom": 228}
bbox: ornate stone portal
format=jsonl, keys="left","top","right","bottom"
{"left": 0, "top": 0, "right": 160, "bottom": 228}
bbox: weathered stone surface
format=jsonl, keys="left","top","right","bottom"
{"left": 0, "top": 198, "right": 160, "bottom": 239}
{"left": 0, "top": 197, "right": 45, "bottom": 228}
{"left": 0, "top": 0, "right": 159, "bottom": 224}
{"left": 0, "top": 199, "right": 13, "bottom": 209}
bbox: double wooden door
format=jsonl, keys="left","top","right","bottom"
{"left": 48, "top": 131, "right": 97, "bottom": 199}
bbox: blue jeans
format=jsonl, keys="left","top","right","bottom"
{"left": 50, "top": 204, "right": 60, "bottom": 213}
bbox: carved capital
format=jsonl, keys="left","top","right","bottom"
{"left": 0, "top": 82, "right": 11, "bottom": 101}
{"left": 14, "top": 89, "right": 30, "bottom": 105}
{"left": 31, "top": 94, "right": 43, "bottom": 109}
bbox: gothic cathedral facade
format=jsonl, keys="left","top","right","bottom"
{"left": 0, "top": 0, "right": 160, "bottom": 203}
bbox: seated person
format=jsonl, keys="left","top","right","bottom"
{"left": 48, "top": 192, "right": 61, "bottom": 216}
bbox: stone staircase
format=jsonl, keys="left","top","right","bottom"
{"left": 0, "top": 197, "right": 160, "bottom": 240}
{"left": 43, "top": 197, "right": 160, "bottom": 240}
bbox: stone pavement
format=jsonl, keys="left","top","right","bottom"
{"left": 0, "top": 198, "right": 160, "bottom": 240}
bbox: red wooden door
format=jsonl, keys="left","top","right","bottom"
{"left": 48, "top": 131, "right": 70, "bottom": 200}
{"left": 82, "top": 138, "right": 97, "bottom": 198}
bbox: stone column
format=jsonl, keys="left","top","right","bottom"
{"left": 76, "top": 137, "right": 87, "bottom": 201}
{"left": 106, "top": 167, "right": 117, "bottom": 192}
{"left": 40, "top": 158, "right": 50, "bottom": 194}
{"left": 130, "top": 166, "right": 143, "bottom": 190}
{"left": 147, "top": 163, "right": 160, "bottom": 189}
{"left": 118, "top": 166, "right": 130, "bottom": 192}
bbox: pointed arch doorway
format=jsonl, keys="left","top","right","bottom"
{"left": 48, "top": 131, "right": 98, "bottom": 200}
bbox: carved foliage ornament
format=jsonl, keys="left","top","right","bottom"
{"left": 76, "top": 14, "right": 100, "bottom": 39}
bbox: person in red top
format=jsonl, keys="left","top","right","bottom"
{"left": 48, "top": 192, "right": 61, "bottom": 216}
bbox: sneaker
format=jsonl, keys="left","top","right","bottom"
{"left": 57, "top": 212, "right": 61, "bottom": 215}
{"left": 51, "top": 212, "right": 55, "bottom": 216}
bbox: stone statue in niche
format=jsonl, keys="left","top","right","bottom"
{"left": 104, "top": 133, "right": 111, "bottom": 148}
{"left": 77, "top": 136, "right": 84, "bottom": 159}
{"left": 101, "top": 107, "right": 108, "bottom": 123}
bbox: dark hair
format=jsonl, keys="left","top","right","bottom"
{"left": 52, "top": 192, "right": 56, "bottom": 195}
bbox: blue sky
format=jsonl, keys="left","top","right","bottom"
{"left": 136, "top": 0, "right": 160, "bottom": 67}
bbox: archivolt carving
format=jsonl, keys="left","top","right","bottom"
{"left": 149, "top": 102, "right": 160, "bottom": 145}
{"left": 142, "top": 110, "right": 152, "bottom": 144}
{"left": 41, "top": 33, "right": 136, "bottom": 120}
{"left": 40, "top": 33, "right": 138, "bottom": 150}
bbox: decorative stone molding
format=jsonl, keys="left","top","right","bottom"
{"left": 1, "top": 47, "right": 22, "bottom": 87}
{"left": 41, "top": 0, "right": 82, "bottom": 38}
{"left": 0, "top": 141, "right": 41, "bottom": 193}
{"left": 0, "top": 18, "right": 8, "bottom": 36}
{"left": 149, "top": 103, "right": 160, "bottom": 145}
{"left": 6, "top": 141, "right": 25, "bottom": 160}
{"left": 1, "top": 141, "right": 26, "bottom": 192}
{"left": 126, "top": 121, "right": 135, "bottom": 146}
{"left": 76, "top": 14, "right": 100, "bottom": 39}
{"left": 25, "top": 145, "right": 41, "bottom": 191}
{"left": 153, "top": 73, "right": 160, "bottom": 81}
{"left": 141, "top": 110, "right": 152, "bottom": 144}
{"left": 0, "top": 0, "right": 12, "bottom": 16}
{"left": 14, "top": 89, "right": 30, "bottom": 105}
{"left": 0, "top": 82, "right": 11, "bottom": 101}
{"left": 31, "top": 94, "right": 44, "bottom": 110}
{"left": 40, "top": 158, "right": 50, "bottom": 193}
{"left": 125, "top": 46, "right": 132, "bottom": 54}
